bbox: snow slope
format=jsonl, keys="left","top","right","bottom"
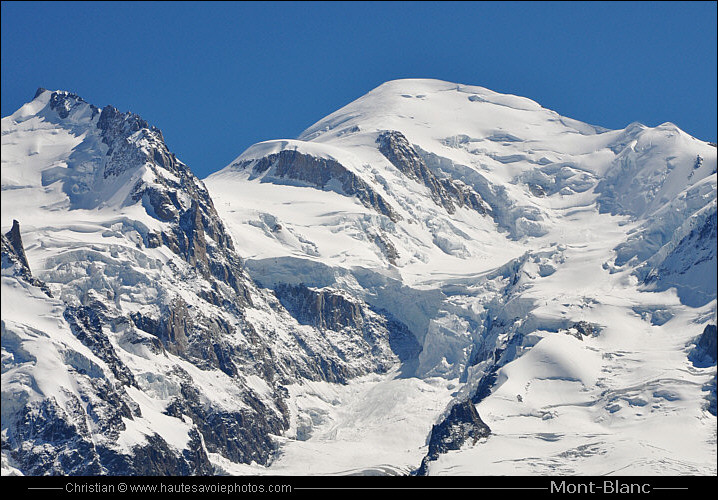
{"left": 205, "top": 78, "right": 717, "bottom": 475}
{"left": 1, "top": 89, "right": 424, "bottom": 475}
{"left": 2, "top": 79, "right": 715, "bottom": 476}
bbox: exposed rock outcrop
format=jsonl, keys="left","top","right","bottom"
{"left": 236, "top": 150, "right": 402, "bottom": 222}
{"left": 3, "top": 91, "right": 357, "bottom": 475}
{"left": 97, "top": 430, "right": 213, "bottom": 476}
{"left": 3, "top": 220, "right": 29, "bottom": 271}
{"left": 690, "top": 325, "right": 718, "bottom": 416}
{"left": 3, "top": 90, "right": 440, "bottom": 476}
{"left": 273, "top": 283, "right": 422, "bottom": 375}
{"left": 563, "top": 321, "right": 598, "bottom": 341}
{"left": 377, "top": 130, "right": 488, "bottom": 215}
{"left": 1, "top": 220, "right": 52, "bottom": 297}
{"left": 691, "top": 324, "right": 717, "bottom": 366}
{"left": 63, "top": 304, "right": 137, "bottom": 387}
{"left": 642, "top": 205, "right": 717, "bottom": 308}
{"left": 164, "top": 373, "right": 286, "bottom": 466}
{"left": 415, "top": 399, "right": 491, "bottom": 475}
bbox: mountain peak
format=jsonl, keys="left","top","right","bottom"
{"left": 2, "top": 80, "right": 716, "bottom": 477}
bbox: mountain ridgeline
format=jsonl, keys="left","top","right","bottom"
{"left": 1, "top": 88, "right": 422, "bottom": 475}
{"left": 2, "top": 80, "right": 716, "bottom": 476}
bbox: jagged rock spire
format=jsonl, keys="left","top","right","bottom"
{"left": 4, "top": 220, "right": 30, "bottom": 271}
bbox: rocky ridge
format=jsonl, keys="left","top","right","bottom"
{"left": 3, "top": 79, "right": 716, "bottom": 476}
{"left": 0, "top": 89, "right": 423, "bottom": 475}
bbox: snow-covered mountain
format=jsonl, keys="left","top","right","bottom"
{"left": 1, "top": 89, "right": 422, "bottom": 475}
{"left": 2, "top": 79, "right": 716, "bottom": 476}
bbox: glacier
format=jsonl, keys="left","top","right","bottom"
{"left": 1, "top": 79, "right": 716, "bottom": 476}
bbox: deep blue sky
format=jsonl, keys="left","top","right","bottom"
{"left": 2, "top": 1, "right": 716, "bottom": 179}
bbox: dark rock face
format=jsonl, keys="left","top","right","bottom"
{"left": 164, "top": 375, "right": 286, "bottom": 466}
{"left": 97, "top": 430, "right": 213, "bottom": 476}
{"left": 237, "top": 150, "right": 402, "bottom": 222}
{"left": 529, "top": 184, "right": 547, "bottom": 197}
{"left": 1, "top": 220, "right": 53, "bottom": 297}
{"left": 97, "top": 105, "right": 153, "bottom": 148}
{"left": 697, "top": 324, "right": 718, "bottom": 363}
{"left": 131, "top": 299, "right": 189, "bottom": 356}
{"left": 704, "top": 375, "right": 717, "bottom": 416}
{"left": 371, "top": 230, "right": 400, "bottom": 265}
{"left": 690, "top": 325, "right": 718, "bottom": 417}
{"left": 470, "top": 368, "right": 499, "bottom": 404}
{"left": 3, "top": 93, "right": 293, "bottom": 475}
{"left": 63, "top": 305, "right": 137, "bottom": 386}
{"left": 2, "top": 375, "right": 211, "bottom": 475}
{"left": 376, "top": 130, "right": 488, "bottom": 215}
{"left": 49, "top": 90, "right": 98, "bottom": 120}
{"left": 691, "top": 324, "right": 717, "bottom": 366}
{"left": 99, "top": 114, "right": 254, "bottom": 306}
{"left": 563, "top": 321, "right": 597, "bottom": 341}
{"left": 643, "top": 207, "right": 717, "bottom": 308}
{"left": 9, "top": 396, "right": 105, "bottom": 475}
{"left": 438, "top": 177, "right": 489, "bottom": 214}
{"left": 416, "top": 400, "right": 491, "bottom": 475}
{"left": 131, "top": 304, "right": 235, "bottom": 378}
{"left": 274, "top": 283, "right": 422, "bottom": 366}
{"left": 275, "top": 283, "right": 363, "bottom": 331}
{"left": 4, "top": 220, "right": 29, "bottom": 271}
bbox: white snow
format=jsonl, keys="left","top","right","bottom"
{"left": 216, "top": 370, "right": 458, "bottom": 476}
{"left": 2, "top": 79, "right": 716, "bottom": 476}
{"left": 205, "top": 78, "right": 716, "bottom": 475}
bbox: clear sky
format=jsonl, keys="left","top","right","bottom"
{"left": 2, "top": 1, "right": 716, "bottom": 179}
